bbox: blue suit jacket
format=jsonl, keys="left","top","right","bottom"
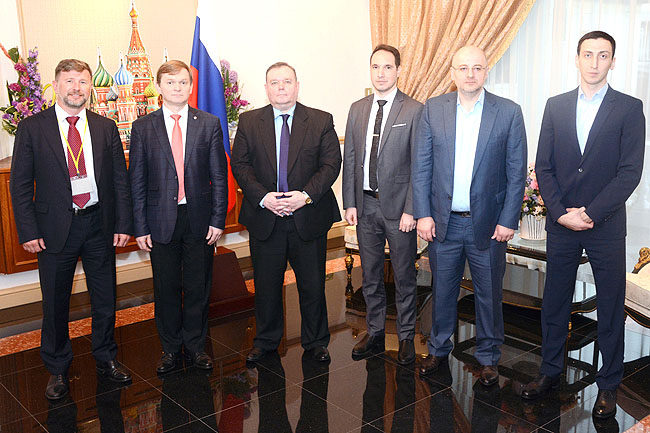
{"left": 129, "top": 106, "right": 228, "bottom": 244}
{"left": 412, "top": 90, "right": 527, "bottom": 250}
{"left": 535, "top": 87, "right": 645, "bottom": 239}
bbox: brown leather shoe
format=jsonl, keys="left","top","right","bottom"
{"left": 419, "top": 354, "right": 447, "bottom": 376}
{"left": 521, "top": 374, "right": 560, "bottom": 400}
{"left": 478, "top": 365, "right": 499, "bottom": 386}
{"left": 352, "top": 334, "right": 385, "bottom": 358}
{"left": 45, "top": 374, "right": 69, "bottom": 400}
{"left": 592, "top": 389, "right": 617, "bottom": 419}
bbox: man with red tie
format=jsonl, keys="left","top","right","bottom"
{"left": 11, "top": 59, "right": 133, "bottom": 400}
{"left": 129, "top": 60, "right": 228, "bottom": 374}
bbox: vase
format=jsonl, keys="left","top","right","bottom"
{"left": 520, "top": 215, "right": 546, "bottom": 240}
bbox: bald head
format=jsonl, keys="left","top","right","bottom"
{"left": 450, "top": 45, "right": 489, "bottom": 100}
{"left": 452, "top": 45, "right": 487, "bottom": 67}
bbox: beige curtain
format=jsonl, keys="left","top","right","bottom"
{"left": 370, "top": 0, "right": 536, "bottom": 102}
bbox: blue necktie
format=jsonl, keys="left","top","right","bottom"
{"left": 278, "top": 114, "right": 290, "bottom": 192}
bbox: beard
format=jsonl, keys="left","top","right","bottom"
{"left": 62, "top": 92, "right": 88, "bottom": 109}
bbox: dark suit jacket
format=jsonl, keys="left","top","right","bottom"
{"left": 342, "top": 89, "right": 423, "bottom": 219}
{"left": 231, "top": 102, "right": 341, "bottom": 241}
{"left": 412, "top": 90, "right": 527, "bottom": 250}
{"left": 535, "top": 87, "right": 645, "bottom": 239}
{"left": 10, "top": 106, "right": 132, "bottom": 253}
{"left": 129, "top": 106, "right": 228, "bottom": 244}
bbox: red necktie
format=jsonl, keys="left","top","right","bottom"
{"left": 170, "top": 114, "right": 185, "bottom": 202}
{"left": 66, "top": 116, "right": 90, "bottom": 208}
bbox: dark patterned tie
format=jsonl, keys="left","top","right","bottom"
{"left": 369, "top": 100, "right": 387, "bottom": 191}
{"left": 278, "top": 114, "right": 290, "bottom": 192}
{"left": 66, "top": 116, "right": 90, "bottom": 208}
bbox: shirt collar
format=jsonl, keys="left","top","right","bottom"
{"left": 273, "top": 104, "right": 296, "bottom": 120}
{"left": 162, "top": 103, "right": 189, "bottom": 119}
{"left": 55, "top": 102, "right": 87, "bottom": 125}
{"left": 372, "top": 87, "right": 398, "bottom": 106}
{"left": 578, "top": 83, "right": 609, "bottom": 102}
{"left": 456, "top": 88, "right": 485, "bottom": 113}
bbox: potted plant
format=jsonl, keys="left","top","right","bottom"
{"left": 520, "top": 162, "right": 547, "bottom": 240}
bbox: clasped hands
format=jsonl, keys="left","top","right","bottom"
{"left": 264, "top": 191, "right": 306, "bottom": 217}
{"left": 415, "top": 217, "right": 515, "bottom": 243}
{"left": 558, "top": 207, "right": 593, "bottom": 231}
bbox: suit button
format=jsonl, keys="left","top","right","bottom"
{"left": 174, "top": 175, "right": 178, "bottom": 179}
{"left": 578, "top": 168, "right": 583, "bottom": 173}
{"left": 448, "top": 195, "right": 452, "bottom": 200}
{"left": 173, "top": 196, "right": 177, "bottom": 201}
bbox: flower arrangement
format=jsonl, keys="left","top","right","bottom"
{"left": 521, "top": 162, "right": 546, "bottom": 218}
{"left": 0, "top": 45, "right": 50, "bottom": 135}
{"left": 220, "top": 59, "right": 249, "bottom": 125}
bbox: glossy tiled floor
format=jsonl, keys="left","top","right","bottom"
{"left": 2, "top": 276, "right": 650, "bottom": 431}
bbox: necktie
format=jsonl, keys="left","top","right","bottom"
{"left": 369, "top": 100, "right": 387, "bottom": 191}
{"left": 278, "top": 114, "right": 290, "bottom": 192}
{"left": 170, "top": 114, "right": 185, "bottom": 202}
{"left": 66, "top": 116, "right": 90, "bottom": 208}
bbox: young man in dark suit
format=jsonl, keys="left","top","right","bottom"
{"left": 523, "top": 31, "right": 645, "bottom": 419}
{"left": 343, "top": 45, "right": 423, "bottom": 364}
{"left": 11, "top": 59, "right": 133, "bottom": 400}
{"left": 129, "top": 60, "right": 228, "bottom": 373}
{"left": 231, "top": 62, "right": 341, "bottom": 363}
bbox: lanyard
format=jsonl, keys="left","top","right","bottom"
{"left": 59, "top": 118, "right": 88, "bottom": 176}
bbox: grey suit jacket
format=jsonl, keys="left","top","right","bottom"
{"left": 412, "top": 90, "right": 527, "bottom": 250}
{"left": 342, "top": 89, "right": 423, "bottom": 219}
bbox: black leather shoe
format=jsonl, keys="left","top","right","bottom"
{"left": 397, "top": 339, "right": 415, "bottom": 365}
{"left": 419, "top": 355, "right": 447, "bottom": 376}
{"left": 521, "top": 374, "right": 560, "bottom": 400}
{"left": 156, "top": 352, "right": 181, "bottom": 374}
{"left": 592, "top": 389, "right": 617, "bottom": 419}
{"left": 479, "top": 365, "right": 499, "bottom": 386}
{"left": 96, "top": 360, "right": 131, "bottom": 383}
{"left": 45, "top": 374, "right": 69, "bottom": 400}
{"left": 309, "top": 346, "right": 331, "bottom": 362}
{"left": 352, "top": 333, "right": 385, "bottom": 358}
{"left": 188, "top": 352, "right": 213, "bottom": 370}
{"left": 246, "top": 347, "right": 269, "bottom": 362}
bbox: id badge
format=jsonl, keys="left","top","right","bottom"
{"left": 71, "top": 175, "right": 92, "bottom": 195}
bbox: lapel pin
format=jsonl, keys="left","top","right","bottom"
{"left": 193, "top": 116, "right": 198, "bottom": 120}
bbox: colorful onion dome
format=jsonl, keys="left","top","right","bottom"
{"left": 107, "top": 85, "right": 118, "bottom": 101}
{"left": 114, "top": 56, "right": 134, "bottom": 86}
{"left": 144, "top": 78, "right": 158, "bottom": 98}
{"left": 92, "top": 57, "right": 114, "bottom": 88}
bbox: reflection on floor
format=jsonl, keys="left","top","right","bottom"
{"left": 2, "top": 254, "right": 650, "bottom": 432}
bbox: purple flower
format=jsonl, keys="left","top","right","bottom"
{"left": 220, "top": 59, "right": 231, "bottom": 70}
{"left": 20, "top": 75, "right": 30, "bottom": 86}
{"left": 229, "top": 70, "right": 238, "bottom": 83}
{"left": 2, "top": 113, "right": 13, "bottom": 120}
{"left": 14, "top": 63, "right": 27, "bottom": 73}
{"left": 8, "top": 83, "right": 21, "bottom": 92}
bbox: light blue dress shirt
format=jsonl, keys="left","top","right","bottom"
{"left": 259, "top": 104, "right": 296, "bottom": 207}
{"left": 576, "top": 83, "right": 608, "bottom": 154}
{"left": 452, "top": 89, "right": 485, "bottom": 212}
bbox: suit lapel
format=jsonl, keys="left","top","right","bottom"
{"left": 358, "top": 96, "right": 373, "bottom": 162}
{"left": 567, "top": 88, "right": 581, "bottom": 159}
{"left": 287, "top": 103, "right": 308, "bottom": 175}
{"left": 41, "top": 107, "right": 69, "bottom": 178}
{"left": 152, "top": 110, "right": 176, "bottom": 170}
{"left": 184, "top": 107, "right": 199, "bottom": 165}
{"left": 581, "top": 87, "right": 616, "bottom": 161}
{"left": 378, "top": 90, "right": 403, "bottom": 154}
{"left": 443, "top": 93, "right": 456, "bottom": 173}
{"left": 87, "top": 111, "right": 104, "bottom": 185}
{"left": 472, "top": 91, "right": 497, "bottom": 179}
{"left": 258, "top": 105, "right": 277, "bottom": 178}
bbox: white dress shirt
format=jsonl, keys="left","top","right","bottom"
{"left": 363, "top": 87, "right": 397, "bottom": 191}
{"left": 452, "top": 89, "right": 484, "bottom": 212}
{"left": 161, "top": 104, "right": 189, "bottom": 204}
{"left": 55, "top": 103, "right": 99, "bottom": 209}
{"left": 576, "top": 83, "right": 608, "bottom": 154}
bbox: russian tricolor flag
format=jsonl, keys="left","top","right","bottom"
{"left": 189, "top": 2, "right": 235, "bottom": 213}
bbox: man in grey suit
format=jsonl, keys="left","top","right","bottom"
{"left": 343, "top": 45, "right": 423, "bottom": 364}
{"left": 413, "top": 46, "right": 526, "bottom": 385}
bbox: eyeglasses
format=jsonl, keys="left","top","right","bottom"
{"left": 451, "top": 65, "right": 487, "bottom": 74}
